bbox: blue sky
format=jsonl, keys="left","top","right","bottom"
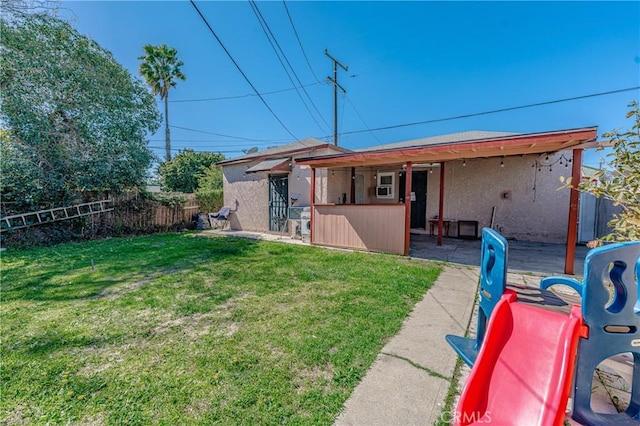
{"left": 61, "top": 1, "right": 639, "bottom": 167}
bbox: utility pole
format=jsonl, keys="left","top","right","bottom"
{"left": 325, "top": 49, "right": 347, "bottom": 146}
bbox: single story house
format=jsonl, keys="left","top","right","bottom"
{"left": 217, "top": 138, "right": 349, "bottom": 233}
{"left": 220, "top": 127, "right": 599, "bottom": 274}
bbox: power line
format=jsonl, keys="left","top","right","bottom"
{"left": 148, "top": 145, "right": 251, "bottom": 154}
{"left": 169, "top": 125, "right": 291, "bottom": 142}
{"left": 339, "top": 86, "right": 640, "bottom": 136}
{"left": 345, "top": 94, "right": 382, "bottom": 144}
{"left": 189, "top": 0, "right": 299, "bottom": 141}
{"left": 169, "top": 82, "right": 323, "bottom": 103}
{"left": 282, "top": 0, "right": 321, "bottom": 84}
{"left": 248, "top": 0, "right": 328, "bottom": 133}
{"left": 149, "top": 139, "right": 283, "bottom": 147}
{"left": 172, "top": 86, "right": 639, "bottom": 150}
{"left": 249, "top": 0, "right": 330, "bottom": 131}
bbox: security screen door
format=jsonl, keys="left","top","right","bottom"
{"left": 268, "top": 175, "right": 289, "bottom": 232}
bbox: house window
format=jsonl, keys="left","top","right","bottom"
{"left": 376, "top": 172, "right": 395, "bottom": 198}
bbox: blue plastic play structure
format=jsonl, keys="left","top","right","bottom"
{"left": 445, "top": 228, "right": 508, "bottom": 366}
{"left": 565, "top": 242, "right": 640, "bottom": 425}
{"left": 448, "top": 231, "right": 640, "bottom": 425}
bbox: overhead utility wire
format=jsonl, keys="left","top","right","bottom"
{"left": 149, "top": 139, "right": 283, "bottom": 147}
{"left": 345, "top": 94, "right": 382, "bottom": 144}
{"left": 249, "top": 0, "right": 330, "bottom": 130}
{"left": 170, "top": 82, "right": 322, "bottom": 103}
{"left": 248, "top": 0, "right": 328, "bottom": 133}
{"left": 148, "top": 145, "right": 253, "bottom": 154}
{"left": 282, "top": 0, "right": 321, "bottom": 84}
{"left": 169, "top": 124, "right": 290, "bottom": 143}
{"left": 339, "top": 86, "right": 640, "bottom": 136}
{"left": 189, "top": 0, "right": 299, "bottom": 141}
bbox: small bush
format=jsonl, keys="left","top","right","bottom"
{"left": 195, "top": 188, "right": 223, "bottom": 214}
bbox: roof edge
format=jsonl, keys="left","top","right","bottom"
{"left": 296, "top": 126, "right": 599, "bottom": 166}
{"left": 217, "top": 143, "right": 350, "bottom": 166}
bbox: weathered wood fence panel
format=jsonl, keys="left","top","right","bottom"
{"left": 106, "top": 193, "right": 200, "bottom": 232}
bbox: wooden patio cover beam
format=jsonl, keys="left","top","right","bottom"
{"left": 295, "top": 128, "right": 598, "bottom": 169}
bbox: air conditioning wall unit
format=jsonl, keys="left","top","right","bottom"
{"left": 376, "top": 186, "right": 393, "bottom": 198}
{"left": 300, "top": 211, "right": 311, "bottom": 236}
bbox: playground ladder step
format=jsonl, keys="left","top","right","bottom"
{"left": 1, "top": 200, "right": 114, "bottom": 232}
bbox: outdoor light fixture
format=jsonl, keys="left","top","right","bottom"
{"left": 533, "top": 154, "right": 571, "bottom": 173}
{"left": 500, "top": 158, "right": 505, "bottom": 168}
{"left": 462, "top": 159, "right": 467, "bottom": 167}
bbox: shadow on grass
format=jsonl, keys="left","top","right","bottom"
{"left": 2, "top": 235, "right": 261, "bottom": 303}
{"left": 21, "top": 330, "right": 117, "bottom": 355}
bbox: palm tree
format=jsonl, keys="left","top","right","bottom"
{"left": 138, "top": 44, "right": 186, "bottom": 161}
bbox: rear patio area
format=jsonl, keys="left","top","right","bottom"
{"left": 210, "top": 228, "right": 590, "bottom": 276}
{"left": 409, "top": 233, "right": 590, "bottom": 275}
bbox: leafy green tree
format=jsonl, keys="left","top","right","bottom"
{"left": 197, "top": 163, "right": 224, "bottom": 191}
{"left": 194, "top": 162, "right": 225, "bottom": 213}
{"left": 159, "top": 150, "right": 224, "bottom": 193}
{"left": 0, "top": 13, "right": 160, "bottom": 213}
{"left": 566, "top": 101, "right": 640, "bottom": 243}
{"left": 138, "top": 44, "right": 186, "bottom": 161}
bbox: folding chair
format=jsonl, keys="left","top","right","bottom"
{"left": 446, "top": 227, "right": 508, "bottom": 366}
{"left": 208, "top": 207, "right": 231, "bottom": 230}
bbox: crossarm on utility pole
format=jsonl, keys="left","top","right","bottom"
{"left": 325, "top": 50, "right": 348, "bottom": 146}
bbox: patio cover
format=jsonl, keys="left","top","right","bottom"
{"left": 295, "top": 127, "right": 598, "bottom": 168}
{"left": 244, "top": 157, "right": 291, "bottom": 174}
{"left": 297, "top": 126, "right": 599, "bottom": 275}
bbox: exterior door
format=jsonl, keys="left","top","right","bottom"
{"left": 268, "top": 174, "right": 289, "bottom": 232}
{"left": 399, "top": 171, "right": 427, "bottom": 229}
{"left": 411, "top": 171, "right": 427, "bottom": 229}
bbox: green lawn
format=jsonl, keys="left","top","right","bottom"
{"left": 1, "top": 233, "right": 441, "bottom": 425}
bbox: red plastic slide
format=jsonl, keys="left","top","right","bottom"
{"left": 454, "top": 291, "right": 587, "bottom": 426}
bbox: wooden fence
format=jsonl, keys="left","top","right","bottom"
{"left": 0, "top": 192, "right": 204, "bottom": 246}
{"left": 102, "top": 192, "right": 200, "bottom": 233}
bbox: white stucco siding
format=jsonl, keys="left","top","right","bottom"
{"left": 425, "top": 152, "right": 572, "bottom": 243}
{"left": 223, "top": 163, "right": 270, "bottom": 232}
{"left": 222, "top": 147, "right": 344, "bottom": 232}
{"left": 289, "top": 164, "right": 311, "bottom": 206}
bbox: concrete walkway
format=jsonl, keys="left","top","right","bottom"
{"left": 334, "top": 266, "right": 478, "bottom": 426}
{"left": 202, "top": 230, "right": 629, "bottom": 424}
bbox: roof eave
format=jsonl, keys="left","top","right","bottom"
{"left": 217, "top": 143, "right": 350, "bottom": 167}
{"left": 296, "top": 127, "right": 598, "bottom": 168}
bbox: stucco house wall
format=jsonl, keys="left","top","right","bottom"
{"left": 316, "top": 152, "right": 573, "bottom": 243}
{"left": 223, "top": 146, "right": 345, "bottom": 233}
{"left": 317, "top": 167, "right": 404, "bottom": 205}
{"left": 223, "top": 163, "right": 270, "bottom": 232}
{"left": 425, "top": 151, "right": 572, "bottom": 243}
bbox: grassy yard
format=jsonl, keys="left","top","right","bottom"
{"left": 1, "top": 233, "right": 441, "bottom": 425}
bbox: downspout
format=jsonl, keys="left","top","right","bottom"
{"left": 564, "top": 149, "right": 582, "bottom": 274}
{"left": 404, "top": 162, "right": 413, "bottom": 255}
{"left": 438, "top": 162, "right": 446, "bottom": 246}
